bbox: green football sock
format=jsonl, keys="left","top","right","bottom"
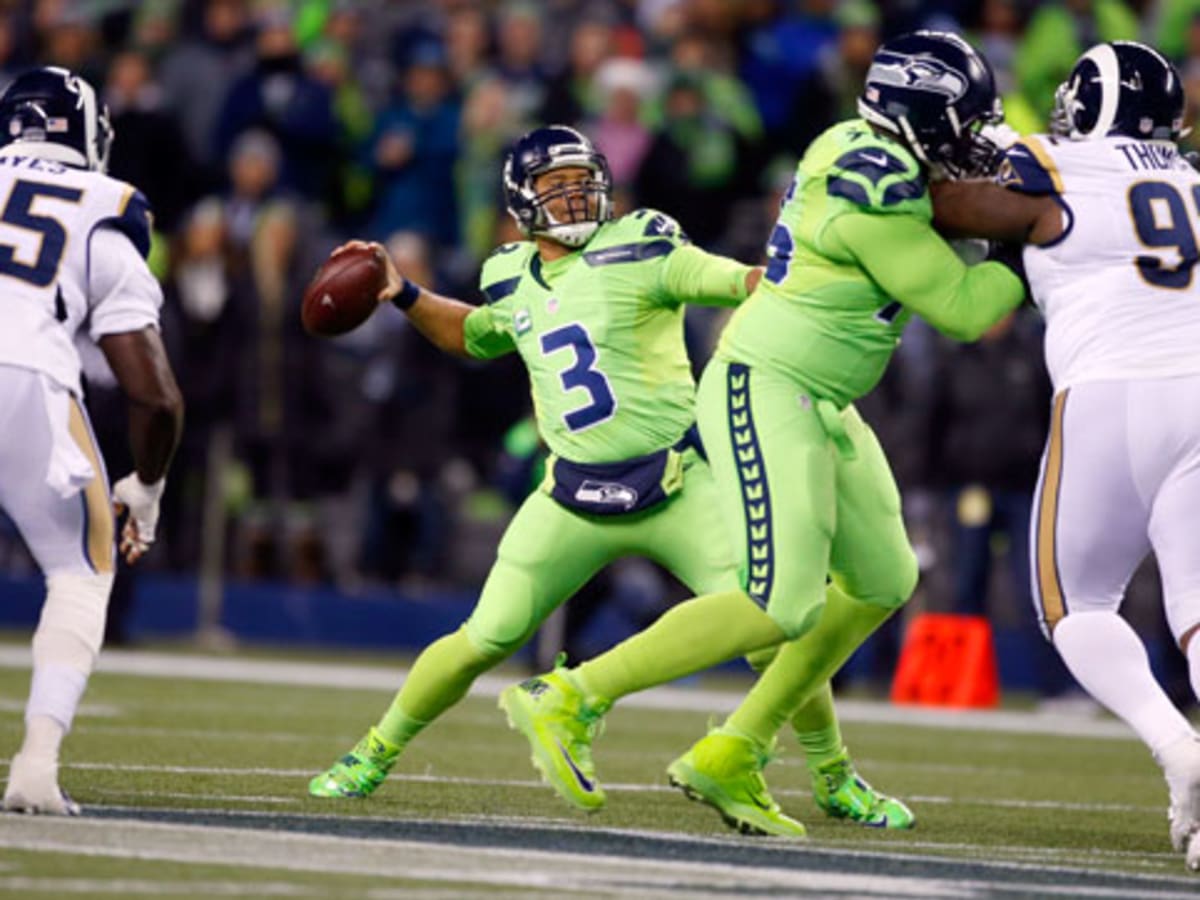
{"left": 727, "top": 584, "right": 896, "bottom": 747}
{"left": 378, "top": 627, "right": 498, "bottom": 745}
{"left": 790, "top": 683, "right": 843, "bottom": 768}
{"left": 573, "top": 590, "right": 786, "bottom": 704}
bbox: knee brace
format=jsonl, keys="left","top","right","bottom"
{"left": 33, "top": 571, "right": 114, "bottom": 675}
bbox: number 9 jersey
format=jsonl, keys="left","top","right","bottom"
{"left": 0, "top": 147, "right": 160, "bottom": 397}
{"left": 999, "top": 134, "right": 1200, "bottom": 391}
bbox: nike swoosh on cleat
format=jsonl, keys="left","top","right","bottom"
{"left": 555, "top": 740, "right": 595, "bottom": 792}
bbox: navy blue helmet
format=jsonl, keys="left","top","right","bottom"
{"left": 858, "top": 31, "right": 1003, "bottom": 177}
{"left": 1051, "top": 41, "right": 1185, "bottom": 142}
{"left": 502, "top": 125, "right": 612, "bottom": 247}
{"left": 0, "top": 67, "right": 112, "bottom": 171}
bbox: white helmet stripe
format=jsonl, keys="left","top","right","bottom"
{"left": 1081, "top": 42, "right": 1121, "bottom": 139}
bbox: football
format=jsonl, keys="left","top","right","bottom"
{"left": 301, "top": 244, "right": 387, "bottom": 337}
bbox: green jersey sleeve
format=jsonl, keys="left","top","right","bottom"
{"left": 822, "top": 211, "right": 1025, "bottom": 342}
{"left": 463, "top": 242, "right": 534, "bottom": 360}
{"left": 658, "top": 244, "right": 752, "bottom": 309}
{"left": 463, "top": 305, "right": 516, "bottom": 359}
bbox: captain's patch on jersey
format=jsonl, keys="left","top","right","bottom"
{"left": 513, "top": 308, "right": 532, "bottom": 336}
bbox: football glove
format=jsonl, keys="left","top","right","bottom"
{"left": 112, "top": 474, "right": 166, "bottom": 564}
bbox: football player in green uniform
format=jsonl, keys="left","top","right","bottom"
{"left": 308, "top": 126, "right": 911, "bottom": 833}
{"left": 500, "top": 34, "right": 1028, "bottom": 835}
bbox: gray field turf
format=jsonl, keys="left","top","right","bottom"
{"left": 0, "top": 645, "right": 1197, "bottom": 898}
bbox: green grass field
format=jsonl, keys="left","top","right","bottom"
{"left": 1, "top": 643, "right": 1198, "bottom": 898}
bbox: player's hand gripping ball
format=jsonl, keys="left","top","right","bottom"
{"left": 301, "top": 243, "right": 387, "bottom": 336}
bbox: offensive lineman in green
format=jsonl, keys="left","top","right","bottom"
{"left": 308, "top": 126, "right": 912, "bottom": 832}
{"left": 500, "top": 35, "right": 1028, "bottom": 833}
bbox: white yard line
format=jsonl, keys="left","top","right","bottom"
{"left": 0, "top": 646, "right": 1142, "bottom": 740}
{"left": 0, "top": 877, "right": 319, "bottom": 896}
{"left": 0, "top": 697, "right": 118, "bottom": 717}
{"left": 0, "top": 815, "right": 1196, "bottom": 899}
{"left": 0, "top": 758, "right": 1166, "bottom": 816}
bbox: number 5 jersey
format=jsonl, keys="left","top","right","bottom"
{"left": 999, "top": 134, "right": 1200, "bottom": 390}
{"left": 0, "top": 149, "right": 161, "bottom": 398}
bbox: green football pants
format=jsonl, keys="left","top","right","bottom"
{"left": 696, "top": 358, "right": 918, "bottom": 639}
{"left": 463, "top": 449, "right": 741, "bottom": 657}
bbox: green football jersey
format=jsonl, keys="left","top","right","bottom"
{"left": 464, "top": 210, "right": 749, "bottom": 463}
{"left": 717, "top": 119, "right": 930, "bottom": 408}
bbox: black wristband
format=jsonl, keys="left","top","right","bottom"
{"left": 391, "top": 279, "right": 420, "bottom": 310}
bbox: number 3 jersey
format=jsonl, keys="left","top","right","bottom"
{"left": 1000, "top": 135, "right": 1200, "bottom": 390}
{"left": 462, "top": 210, "right": 750, "bottom": 464}
{"left": 0, "top": 148, "right": 161, "bottom": 396}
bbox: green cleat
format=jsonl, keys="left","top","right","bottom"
{"left": 308, "top": 726, "right": 401, "bottom": 798}
{"left": 498, "top": 669, "right": 608, "bottom": 812}
{"left": 667, "top": 727, "right": 807, "bottom": 838}
{"left": 810, "top": 748, "right": 915, "bottom": 829}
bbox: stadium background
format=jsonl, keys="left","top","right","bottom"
{"left": 0, "top": 0, "right": 1191, "bottom": 703}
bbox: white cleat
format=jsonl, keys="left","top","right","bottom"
{"left": 1187, "top": 829, "right": 1200, "bottom": 872}
{"left": 2, "top": 754, "right": 80, "bottom": 816}
{"left": 1158, "top": 735, "right": 1200, "bottom": 852}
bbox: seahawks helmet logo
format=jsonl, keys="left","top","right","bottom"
{"left": 868, "top": 54, "right": 969, "bottom": 101}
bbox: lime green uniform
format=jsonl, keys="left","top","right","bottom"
{"left": 698, "top": 119, "right": 1025, "bottom": 637}
{"left": 454, "top": 209, "right": 749, "bottom": 657}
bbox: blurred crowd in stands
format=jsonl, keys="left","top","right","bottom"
{"left": 0, "top": 0, "right": 1191, "bottom": 694}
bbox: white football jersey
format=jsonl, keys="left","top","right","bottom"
{"left": 999, "top": 135, "right": 1200, "bottom": 390}
{"left": 0, "top": 146, "right": 161, "bottom": 395}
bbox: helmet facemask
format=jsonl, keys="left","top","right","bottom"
{"left": 507, "top": 160, "right": 612, "bottom": 248}
{"left": 523, "top": 164, "right": 612, "bottom": 248}
{"left": 503, "top": 126, "right": 614, "bottom": 248}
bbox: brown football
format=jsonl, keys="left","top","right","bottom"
{"left": 301, "top": 245, "right": 386, "bottom": 337}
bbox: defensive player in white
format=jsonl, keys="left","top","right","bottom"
{"left": 0, "top": 67, "right": 183, "bottom": 814}
{"left": 934, "top": 41, "right": 1200, "bottom": 870}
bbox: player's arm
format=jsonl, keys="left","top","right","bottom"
{"left": 90, "top": 224, "right": 185, "bottom": 563}
{"left": 660, "top": 244, "right": 763, "bottom": 307}
{"left": 932, "top": 138, "right": 1069, "bottom": 245}
{"left": 99, "top": 328, "right": 183, "bottom": 483}
{"left": 342, "top": 241, "right": 473, "bottom": 357}
{"left": 824, "top": 212, "right": 1025, "bottom": 342}
{"left": 931, "top": 179, "right": 1062, "bottom": 244}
